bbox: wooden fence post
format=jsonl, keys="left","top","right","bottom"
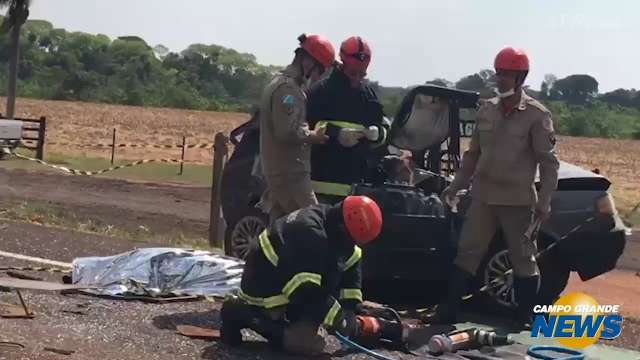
{"left": 179, "top": 136, "right": 186, "bottom": 175}
{"left": 111, "top": 128, "right": 116, "bottom": 165}
{"left": 36, "top": 116, "right": 46, "bottom": 160}
{"left": 209, "top": 132, "right": 228, "bottom": 249}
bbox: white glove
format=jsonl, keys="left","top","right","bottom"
{"left": 364, "top": 126, "right": 380, "bottom": 142}
{"left": 338, "top": 129, "right": 365, "bottom": 147}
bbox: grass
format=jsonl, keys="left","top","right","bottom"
{"left": 0, "top": 200, "right": 213, "bottom": 250}
{"left": 2, "top": 149, "right": 212, "bottom": 186}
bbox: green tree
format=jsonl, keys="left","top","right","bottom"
{"left": 551, "top": 74, "right": 599, "bottom": 105}
{"left": 0, "top": 0, "right": 30, "bottom": 118}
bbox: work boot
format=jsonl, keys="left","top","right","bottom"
{"left": 422, "top": 267, "right": 473, "bottom": 324}
{"left": 220, "top": 297, "right": 249, "bottom": 346}
{"left": 513, "top": 275, "right": 540, "bottom": 330}
{"left": 282, "top": 321, "right": 326, "bottom": 356}
{"left": 220, "top": 297, "right": 287, "bottom": 348}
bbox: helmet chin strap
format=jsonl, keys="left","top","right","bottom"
{"left": 495, "top": 88, "right": 516, "bottom": 98}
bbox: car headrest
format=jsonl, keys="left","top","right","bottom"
{"left": 389, "top": 93, "right": 450, "bottom": 152}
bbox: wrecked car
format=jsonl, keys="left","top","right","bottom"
{"left": 220, "top": 85, "right": 627, "bottom": 310}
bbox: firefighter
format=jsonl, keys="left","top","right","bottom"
{"left": 220, "top": 196, "right": 402, "bottom": 355}
{"left": 425, "top": 47, "right": 560, "bottom": 328}
{"left": 306, "top": 36, "right": 391, "bottom": 203}
{"left": 258, "top": 34, "right": 336, "bottom": 223}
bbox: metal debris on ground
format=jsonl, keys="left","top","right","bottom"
{"left": 176, "top": 325, "right": 221, "bottom": 340}
{"left": 43, "top": 347, "right": 75, "bottom": 356}
{"left": 6, "top": 271, "right": 44, "bottom": 281}
{"left": 0, "top": 341, "right": 25, "bottom": 350}
{"left": 0, "top": 265, "right": 72, "bottom": 274}
{"left": 0, "top": 302, "right": 34, "bottom": 319}
{"left": 71, "top": 248, "right": 243, "bottom": 298}
{"left": 0, "top": 277, "right": 92, "bottom": 291}
{"left": 61, "top": 305, "right": 89, "bottom": 315}
{"left": 94, "top": 294, "right": 200, "bottom": 302}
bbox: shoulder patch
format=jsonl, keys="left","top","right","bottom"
{"left": 282, "top": 94, "right": 295, "bottom": 105}
{"left": 281, "top": 94, "right": 295, "bottom": 115}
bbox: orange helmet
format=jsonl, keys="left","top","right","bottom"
{"left": 494, "top": 46, "right": 529, "bottom": 71}
{"left": 342, "top": 195, "right": 382, "bottom": 245}
{"left": 340, "top": 36, "right": 371, "bottom": 70}
{"left": 298, "top": 33, "right": 336, "bottom": 68}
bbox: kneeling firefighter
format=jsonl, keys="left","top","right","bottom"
{"left": 221, "top": 195, "right": 404, "bottom": 355}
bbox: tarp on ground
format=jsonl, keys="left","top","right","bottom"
{"left": 71, "top": 248, "right": 243, "bottom": 298}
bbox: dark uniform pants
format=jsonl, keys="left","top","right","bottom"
{"left": 454, "top": 200, "right": 539, "bottom": 277}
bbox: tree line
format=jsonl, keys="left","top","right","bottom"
{"left": 375, "top": 71, "right": 640, "bottom": 139}
{"left": 0, "top": 18, "right": 276, "bottom": 111}
{"left": 1, "top": 18, "right": 639, "bottom": 139}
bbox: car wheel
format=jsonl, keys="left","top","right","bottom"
{"left": 536, "top": 245, "right": 571, "bottom": 306}
{"left": 482, "top": 249, "right": 517, "bottom": 309}
{"left": 477, "top": 246, "right": 569, "bottom": 312}
{"left": 224, "top": 211, "right": 267, "bottom": 260}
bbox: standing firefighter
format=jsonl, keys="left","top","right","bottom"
{"left": 306, "top": 36, "right": 390, "bottom": 202}
{"left": 221, "top": 196, "right": 403, "bottom": 355}
{"left": 425, "top": 47, "right": 560, "bottom": 328}
{"left": 258, "top": 34, "right": 335, "bottom": 223}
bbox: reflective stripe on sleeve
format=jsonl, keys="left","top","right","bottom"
{"left": 323, "top": 299, "right": 342, "bottom": 327}
{"left": 259, "top": 230, "right": 279, "bottom": 267}
{"left": 344, "top": 246, "right": 362, "bottom": 271}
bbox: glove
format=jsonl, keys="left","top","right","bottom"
{"left": 363, "top": 125, "right": 380, "bottom": 142}
{"left": 328, "top": 309, "right": 360, "bottom": 338}
{"left": 308, "top": 126, "right": 328, "bottom": 145}
{"left": 440, "top": 185, "right": 459, "bottom": 208}
{"left": 337, "top": 128, "right": 365, "bottom": 147}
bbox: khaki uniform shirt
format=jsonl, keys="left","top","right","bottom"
{"left": 452, "top": 91, "right": 560, "bottom": 207}
{"left": 259, "top": 65, "right": 313, "bottom": 180}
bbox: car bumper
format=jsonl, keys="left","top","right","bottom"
{"left": 556, "top": 213, "right": 627, "bottom": 281}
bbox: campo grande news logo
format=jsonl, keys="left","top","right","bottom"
{"left": 530, "top": 292, "right": 623, "bottom": 348}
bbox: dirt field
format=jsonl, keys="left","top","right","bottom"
{"left": 554, "top": 136, "right": 640, "bottom": 218}
{"left": 2, "top": 96, "right": 638, "bottom": 217}
{"left": 0, "top": 97, "right": 250, "bottom": 164}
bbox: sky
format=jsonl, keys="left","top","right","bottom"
{"left": 27, "top": 0, "right": 639, "bottom": 92}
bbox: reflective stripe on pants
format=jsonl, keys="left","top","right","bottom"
{"left": 339, "top": 288, "right": 363, "bottom": 302}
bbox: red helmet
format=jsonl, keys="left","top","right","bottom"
{"left": 342, "top": 195, "right": 382, "bottom": 245}
{"left": 494, "top": 46, "right": 529, "bottom": 71}
{"left": 340, "top": 36, "right": 372, "bottom": 70}
{"left": 298, "top": 34, "right": 336, "bottom": 68}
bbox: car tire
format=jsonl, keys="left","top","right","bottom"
{"left": 224, "top": 209, "right": 267, "bottom": 260}
{"left": 472, "top": 237, "right": 570, "bottom": 314}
